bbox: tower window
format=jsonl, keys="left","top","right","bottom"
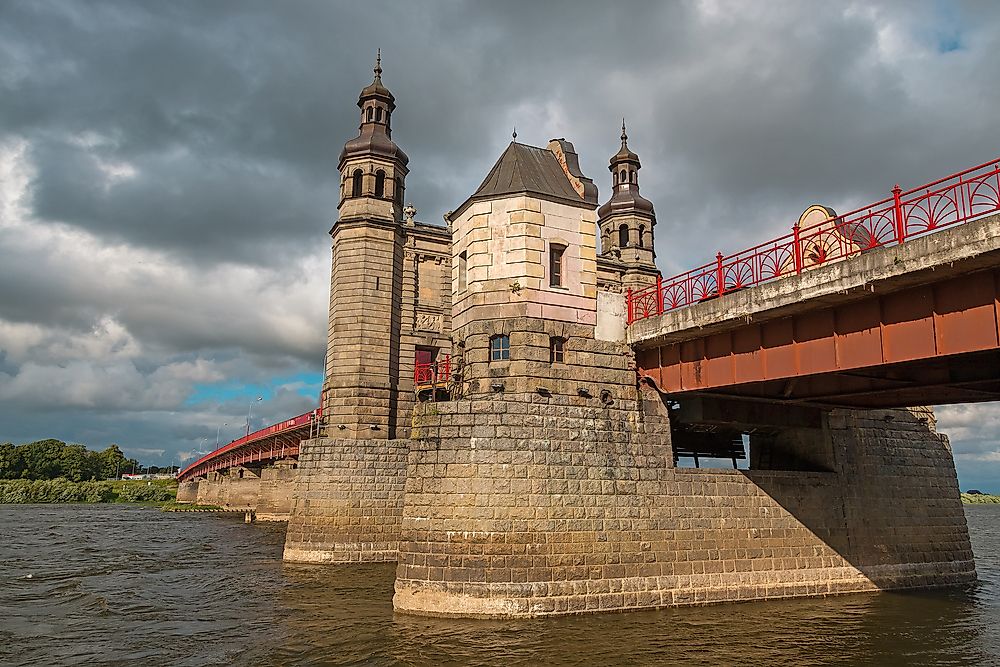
{"left": 638, "top": 225, "right": 645, "bottom": 248}
{"left": 394, "top": 177, "right": 403, "bottom": 204}
{"left": 489, "top": 335, "right": 510, "bottom": 361}
{"left": 375, "top": 170, "right": 386, "bottom": 198}
{"left": 549, "top": 337, "right": 565, "bottom": 364}
{"left": 549, "top": 244, "right": 565, "bottom": 287}
{"left": 631, "top": 170, "right": 636, "bottom": 183}
{"left": 352, "top": 169, "right": 363, "bottom": 197}
{"left": 458, "top": 251, "right": 467, "bottom": 292}
{"left": 367, "top": 107, "right": 373, "bottom": 122}
{"left": 620, "top": 169, "right": 627, "bottom": 184}
{"left": 619, "top": 224, "right": 629, "bottom": 248}
{"left": 376, "top": 107, "right": 383, "bottom": 122}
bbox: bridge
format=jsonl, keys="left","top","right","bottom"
{"left": 179, "top": 156, "right": 1000, "bottom": 482}
{"left": 627, "top": 157, "right": 1000, "bottom": 409}
{"left": 174, "top": 355, "right": 454, "bottom": 484}
{"left": 176, "top": 409, "right": 320, "bottom": 483}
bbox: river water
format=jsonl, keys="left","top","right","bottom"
{"left": 0, "top": 504, "right": 998, "bottom": 666}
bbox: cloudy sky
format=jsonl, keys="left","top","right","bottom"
{"left": 1, "top": 0, "right": 998, "bottom": 489}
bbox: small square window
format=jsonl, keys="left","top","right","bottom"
{"left": 490, "top": 334, "right": 510, "bottom": 361}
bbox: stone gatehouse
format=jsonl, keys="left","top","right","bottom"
{"left": 281, "top": 60, "right": 976, "bottom": 617}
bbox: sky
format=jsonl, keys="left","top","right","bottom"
{"left": 1, "top": 0, "right": 998, "bottom": 490}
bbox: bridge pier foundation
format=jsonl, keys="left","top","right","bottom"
{"left": 282, "top": 437, "right": 408, "bottom": 563}
{"left": 392, "top": 398, "right": 974, "bottom": 618}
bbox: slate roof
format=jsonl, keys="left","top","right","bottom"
{"left": 470, "top": 142, "right": 585, "bottom": 205}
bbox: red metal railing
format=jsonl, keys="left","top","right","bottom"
{"left": 176, "top": 408, "right": 320, "bottom": 482}
{"left": 414, "top": 354, "right": 451, "bottom": 386}
{"left": 627, "top": 156, "right": 1000, "bottom": 323}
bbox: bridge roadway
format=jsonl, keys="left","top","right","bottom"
{"left": 628, "top": 158, "right": 1000, "bottom": 409}
{"left": 177, "top": 410, "right": 320, "bottom": 483}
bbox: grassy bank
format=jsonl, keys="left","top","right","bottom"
{"left": 0, "top": 478, "right": 177, "bottom": 504}
{"left": 962, "top": 493, "right": 1000, "bottom": 504}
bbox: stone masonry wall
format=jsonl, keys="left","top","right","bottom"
{"left": 195, "top": 473, "right": 261, "bottom": 509}
{"left": 256, "top": 466, "right": 299, "bottom": 521}
{"left": 283, "top": 437, "right": 408, "bottom": 563}
{"left": 176, "top": 480, "right": 199, "bottom": 503}
{"left": 393, "top": 398, "right": 974, "bottom": 618}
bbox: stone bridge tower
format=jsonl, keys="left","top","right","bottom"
{"left": 323, "top": 53, "right": 409, "bottom": 438}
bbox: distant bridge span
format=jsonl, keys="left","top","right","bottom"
{"left": 177, "top": 409, "right": 321, "bottom": 483}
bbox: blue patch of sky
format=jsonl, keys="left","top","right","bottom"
{"left": 184, "top": 371, "right": 323, "bottom": 406}
{"left": 928, "top": 0, "right": 964, "bottom": 54}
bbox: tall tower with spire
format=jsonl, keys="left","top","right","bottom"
{"left": 597, "top": 121, "right": 659, "bottom": 290}
{"left": 322, "top": 53, "right": 411, "bottom": 438}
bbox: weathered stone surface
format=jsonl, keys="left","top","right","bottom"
{"left": 283, "top": 437, "right": 408, "bottom": 563}
{"left": 393, "top": 403, "right": 974, "bottom": 618}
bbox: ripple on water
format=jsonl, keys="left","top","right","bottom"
{"left": 0, "top": 503, "right": 998, "bottom": 666}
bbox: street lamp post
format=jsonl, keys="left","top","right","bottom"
{"left": 216, "top": 422, "right": 228, "bottom": 448}
{"left": 246, "top": 396, "right": 262, "bottom": 438}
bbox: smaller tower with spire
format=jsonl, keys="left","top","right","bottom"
{"left": 338, "top": 49, "right": 409, "bottom": 223}
{"left": 597, "top": 121, "right": 658, "bottom": 289}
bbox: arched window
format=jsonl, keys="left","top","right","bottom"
{"left": 489, "top": 334, "right": 510, "bottom": 362}
{"left": 549, "top": 337, "right": 566, "bottom": 364}
{"left": 351, "top": 169, "right": 363, "bottom": 197}
{"left": 394, "top": 177, "right": 403, "bottom": 204}
{"left": 620, "top": 169, "right": 627, "bottom": 184}
{"left": 375, "top": 170, "right": 386, "bottom": 198}
{"left": 619, "top": 224, "right": 629, "bottom": 248}
{"left": 630, "top": 171, "right": 636, "bottom": 183}
{"left": 638, "top": 225, "right": 645, "bottom": 248}
{"left": 366, "top": 107, "right": 373, "bottom": 122}
{"left": 613, "top": 171, "right": 618, "bottom": 185}
{"left": 376, "top": 107, "right": 383, "bottom": 122}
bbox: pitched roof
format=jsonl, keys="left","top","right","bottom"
{"left": 470, "top": 142, "right": 585, "bottom": 204}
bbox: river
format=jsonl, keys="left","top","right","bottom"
{"left": 0, "top": 504, "right": 998, "bottom": 666}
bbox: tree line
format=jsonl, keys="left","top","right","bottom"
{"left": 0, "top": 439, "right": 149, "bottom": 481}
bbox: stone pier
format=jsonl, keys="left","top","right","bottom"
{"left": 393, "top": 403, "right": 973, "bottom": 617}
{"left": 282, "top": 437, "right": 408, "bottom": 563}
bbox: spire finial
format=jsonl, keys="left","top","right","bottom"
{"left": 512, "top": 125, "right": 517, "bottom": 141}
{"left": 374, "top": 48, "right": 382, "bottom": 80}
{"left": 621, "top": 118, "right": 628, "bottom": 146}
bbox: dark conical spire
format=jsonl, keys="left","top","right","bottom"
{"left": 359, "top": 49, "right": 394, "bottom": 107}
{"left": 612, "top": 118, "right": 640, "bottom": 167}
{"left": 341, "top": 55, "right": 407, "bottom": 169}
{"left": 599, "top": 121, "right": 653, "bottom": 220}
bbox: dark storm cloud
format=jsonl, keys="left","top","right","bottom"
{"left": 1, "top": 0, "right": 999, "bottom": 480}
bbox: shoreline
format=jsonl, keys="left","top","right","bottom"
{"left": 0, "top": 478, "right": 177, "bottom": 504}
{"left": 962, "top": 493, "right": 1000, "bottom": 504}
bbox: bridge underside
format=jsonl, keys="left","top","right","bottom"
{"left": 637, "top": 267, "right": 1000, "bottom": 409}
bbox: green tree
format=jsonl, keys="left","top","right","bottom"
{"left": 94, "top": 444, "right": 130, "bottom": 479}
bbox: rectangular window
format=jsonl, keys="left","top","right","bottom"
{"left": 549, "top": 337, "right": 565, "bottom": 364}
{"left": 549, "top": 244, "right": 565, "bottom": 287}
{"left": 489, "top": 335, "right": 510, "bottom": 361}
{"left": 458, "top": 251, "right": 467, "bottom": 292}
